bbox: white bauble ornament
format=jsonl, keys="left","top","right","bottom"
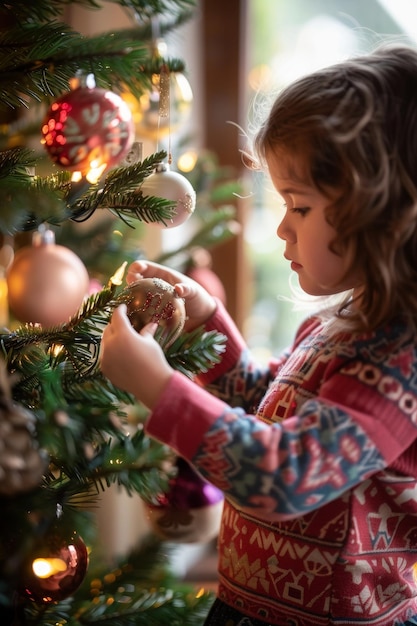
{"left": 140, "top": 162, "right": 196, "bottom": 228}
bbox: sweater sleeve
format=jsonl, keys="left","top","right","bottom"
{"left": 145, "top": 370, "right": 228, "bottom": 459}
{"left": 145, "top": 316, "right": 417, "bottom": 521}
{"left": 194, "top": 299, "right": 284, "bottom": 411}
{"left": 145, "top": 374, "right": 388, "bottom": 520}
{"left": 194, "top": 299, "right": 247, "bottom": 385}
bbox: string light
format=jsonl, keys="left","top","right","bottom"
{"left": 109, "top": 262, "right": 127, "bottom": 287}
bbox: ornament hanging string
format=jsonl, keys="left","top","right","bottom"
{"left": 158, "top": 63, "right": 172, "bottom": 164}
{"left": 148, "top": 15, "right": 172, "bottom": 163}
{"left": 128, "top": 8, "right": 173, "bottom": 162}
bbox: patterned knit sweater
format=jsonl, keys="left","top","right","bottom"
{"left": 145, "top": 301, "right": 417, "bottom": 625}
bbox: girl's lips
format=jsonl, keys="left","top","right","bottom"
{"left": 284, "top": 254, "right": 302, "bottom": 271}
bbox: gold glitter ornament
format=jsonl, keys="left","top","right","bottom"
{"left": 123, "top": 71, "right": 193, "bottom": 141}
{"left": 124, "top": 277, "right": 186, "bottom": 348}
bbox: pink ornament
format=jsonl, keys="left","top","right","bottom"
{"left": 187, "top": 266, "right": 226, "bottom": 305}
{"left": 41, "top": 74, "right": 134, "bottom": 174}
{"left": 7, "top": 227, "right": 89, "bottom": 327}
{"left": 140, "top": 162, "right": 196, "bottom": 228}
{"left": 88, "top": 278, "right": 103, "bottom": 295}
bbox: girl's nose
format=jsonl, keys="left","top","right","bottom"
{"left": 277, "top": 212, "right": 295, "bottom": 243}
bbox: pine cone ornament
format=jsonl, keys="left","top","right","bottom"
{"left": 0, "top": 362, "right": 46, "bottom": 496}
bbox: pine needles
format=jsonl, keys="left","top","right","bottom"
{"left": 0, "top": 1, "right": 194, "bottom": 110}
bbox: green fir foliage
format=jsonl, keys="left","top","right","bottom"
{"left": 0, "top": 0, "right": 234, "bottom": 623}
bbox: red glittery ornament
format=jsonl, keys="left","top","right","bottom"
{"left": 41, "top": 74, "right": 134, "bottom": 174}
{"left": 124, "top": 277, "right": 186, "bottom": 348}
{"left": 20, "top": 529, "right": 88, "bottom": 603}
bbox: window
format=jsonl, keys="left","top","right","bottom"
{"left": 244, "top": 0, "right": 417, "bottom": 359}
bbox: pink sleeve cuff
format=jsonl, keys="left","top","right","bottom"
{"left": 145, "top": 370, "right": 227, "bottom": 460}
{"left": 197, "top": 299, "right": 247, "bottom": 385}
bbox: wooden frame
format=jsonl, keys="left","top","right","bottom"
{"left": 201, "top": 0, "right": 250, "bottom": 330}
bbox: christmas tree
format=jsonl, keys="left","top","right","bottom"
{"left": 0, "top": 1, "right": 240, "bottom": 623}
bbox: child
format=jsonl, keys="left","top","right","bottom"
{"left": 100, "top": 44, "right": 417, "bottom": 625}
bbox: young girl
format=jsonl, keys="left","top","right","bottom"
{"left": 100, "top": 44, "right": 417, "bottom": 625}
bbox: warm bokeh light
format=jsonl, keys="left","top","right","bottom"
{"left": 32, "top": 557, "right": 67, "bottom": 578}
{"left": 177, "top": 150, "right": 198, "bottom": 173}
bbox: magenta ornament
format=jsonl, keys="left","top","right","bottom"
{"left": 144, "top": 457, "right": 224, "bottom": 543}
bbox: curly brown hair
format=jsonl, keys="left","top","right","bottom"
{"left": 254, "top": 44, "right": 417, "bottom": 333}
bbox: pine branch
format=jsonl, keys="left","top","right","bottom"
{"left": 86, "top": 428, "right": 173, "bottom": 499}
{"left": 41, "top": 427, "right": 172, "bottom": 507}
{"left": 101, "top": 151, "right": 167, "bottom": 193}
{"left": 0, "top": 27, "right": 159, "bottom": 109}
{"left": 20, "top": 536, "right": 213, "bottom": 626}
{"left": 0, "top": 0, "right": 196, "bottom": 24}
{"left": 0, "top": 184, "right": 66, "bottom": 234}
{"left": 105, "top": 193, "right": 178, "bottom": 226}
{"left": 0, "top": 288, "right": 116, "bottom": 410}
{"left": 86, "top": 537, "right": 175, "bottom": 590}
{"left": 68, "top": 152, "right": 179, "bottom": 225}
{"left": 0, "top": 147, "right": 36, "bottom": 178}
{"left": 72, "top": 538, "right": 215, "bottom": 625}
{"left": 0, "top": 0, "right": 102, "bottom": 22}
{"left": 0, "top": 11, "right": 193, "bottom": 110}
{"left": 75, "top": 586, "right": 213, "bottom": 625}
{"left": 1, "top": 283, "right": 227, "bottom": 412}
{"left": 0, "top": 149, "right": 176, "bottom": 232}
{"left": 165, "top": 327, "right": 227, "bottom": 378}
{"left": 0, "top": 149, "right": 67, "bottom": 233}
{"left": 23, "top": 598, "right": 77, "bottom": 626}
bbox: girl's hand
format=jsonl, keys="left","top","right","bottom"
{"left": 100, "top": 304, "right": 173, "bottom": 409}
{"left": 126, "top": 259, "right": 217, "bottom": 331}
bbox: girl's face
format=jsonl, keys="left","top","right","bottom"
{"left": 266, "top": 149, "right": 361, "bottom": 297}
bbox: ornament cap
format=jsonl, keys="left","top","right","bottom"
{"left": 153, "top": 38, "right": 168, "bottom": 58}
{"left": 70, "top": 71, "right": 96, "bottom": 91}
{"left": 32, "top": 225, "right": 55, "bottom": 246}
{"left": 155, "top": 161, "right": 169, "bottom": 174}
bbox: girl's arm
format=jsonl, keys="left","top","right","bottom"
{"left": 145, "top": 352, "right": 417, "bottom": 522}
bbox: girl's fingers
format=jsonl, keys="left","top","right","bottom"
{"left": 139, "top": 322, "right": 158, "bottom": 337}
{"left": 173, "top": 282, "right": 192, "bottom": 298}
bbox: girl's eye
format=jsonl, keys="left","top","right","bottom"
{"left": 281, "top": 203, "right": 310, "bottom": 216}
{"left": 291, "top": 206, "right": 309, "bottom": 216}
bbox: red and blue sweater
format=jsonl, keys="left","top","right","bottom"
{"left": 145, "top": 301, "right": 417, "bottom": 625}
